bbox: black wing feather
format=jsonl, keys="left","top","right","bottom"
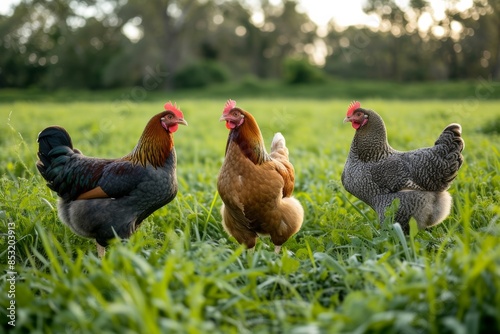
{"left": 37, "top": 126, "right": 155, "bottom": 201}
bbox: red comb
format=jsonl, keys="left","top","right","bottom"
{"left": 223, "top": 99, "right": 236, "bottom": 115}
{"left": 347, "top": 101, "right": 361, "bottom": 116}
{"left": 164, "top": 101, "right": 183, "bottom": 118}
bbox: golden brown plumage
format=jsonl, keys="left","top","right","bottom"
{"left": 217, "top": 100, "right": 304, "bottom": 253}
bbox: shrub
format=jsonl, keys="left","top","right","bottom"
{"left": 283, "top": 58, "right": 326, "bottom": 85}
{"left": 173, "top": 61, "right": 230, "bottom": 89}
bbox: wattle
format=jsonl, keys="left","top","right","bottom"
{"left": 352, "top": 119, "right": 368, "bottom": 130}
{"left": 168, "top": 124, "right": 179, "bottom": 133}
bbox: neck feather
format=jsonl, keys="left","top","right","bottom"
{"left": 351, "top": 111, "right": 392, "bottom": 161}
{"left": 226, "top": 111, "right": 269, "bottom": 164}
{"left": 125, "top": 115, "right": 174, "bottom": 167}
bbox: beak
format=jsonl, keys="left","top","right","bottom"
{"left": 219, "top": 114, "right": 227, "bottom": 122}
{"left": 177, "top": 118, "right": 188, "bottom": 126}
{"left": 343, "top": 116, "right": 351, "bottom": 123}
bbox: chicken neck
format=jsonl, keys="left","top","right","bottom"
{"left": 350, "top": 111, "right": 392, "bottom": 162}
{"left": 126, "top": 115, "right": 174, "bottom": 168}
{"left": 226, "top": 113, "right": 269, "bottom": 165}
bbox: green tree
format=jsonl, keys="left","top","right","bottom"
{"left": 445, "top": 0, "right": 500, "bottom": 80}
{"left": 0, "top": 0, "right": 128, "bottom": 89}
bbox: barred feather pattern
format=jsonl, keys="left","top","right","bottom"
{"left": 342, "top": 107, "right": 464, "bottom": 232}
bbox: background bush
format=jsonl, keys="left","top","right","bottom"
{"left": 173, "top": 61, "right": 230, "bottom": 89}
{"left": 283, "top": 58, "right": 326, "bottom": 85}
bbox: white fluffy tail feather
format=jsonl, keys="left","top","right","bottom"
{"left": 414, "top": 191, "right": 452, "bottom": 229}
{"left": 271, "top": 132, "right": 286, "bottom": 152}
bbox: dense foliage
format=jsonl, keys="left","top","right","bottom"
{"left": 0, "top": 96, "right": 499, "bottom": 333}
{"left": 0, "top": 0, "right": 499, "bottom": 89}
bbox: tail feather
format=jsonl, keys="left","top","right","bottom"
{"left": 435, "top": 123, "right": 465, "bottom": 179}
{"left": 376, "top": 190, "right": 452, "bottom": 233}
{"left": 271, "top": 132, "right": 286, "bottom": 151}
{"left": 270, "top": 132, "right": 289, "bottom": 161}
{"left": 37, "top": 126, "right": 73, "bottom": 155}
{"left": 407, "top": 123, "right": 464, "bottom": 191}
{"left": 36, "top": 126, "right": 75, "bottom": 182}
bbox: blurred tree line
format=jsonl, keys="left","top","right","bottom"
{"left": 0, "top": 0, "right": 498, "bottom": 90}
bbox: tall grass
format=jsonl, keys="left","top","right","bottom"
{"left": 0, "top": 98, "right": 499, "bottom": 333}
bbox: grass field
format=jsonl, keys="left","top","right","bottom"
{"left": 1, "top": 96, "right": 499, "bottom": 333}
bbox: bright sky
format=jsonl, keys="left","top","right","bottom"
{"left": 0, "top": 0, "right": 19, "bottom": 16}
{"left": 297, "top": 0, "right": 374, "bottom": 27}
{"left": 297, "top": 0, "right": 474, "bottom": 28}
{"left": 0, "top": 1, "right": 357, "bottom": 30}
{"left": 0, "top": 0, "right": 473, "bottom": 27}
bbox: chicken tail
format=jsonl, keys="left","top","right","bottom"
{"left": 434, "top": 123, "right": 465, "bottom": 183}
{"left": 376, "top": 190, "right": 452, "bottom": 233}
{"left": 38, "top": 125, "right": 73, "bottom": 153}
{"left": 270, "top": 132, "right": 289, "bottom": 159}
{"left": 269, "top": 196, "right": 304, "bottom": 249}
{"left": 36, "top": 126, "right": 79, "bottom": 190}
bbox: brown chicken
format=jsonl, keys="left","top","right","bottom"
{"left": 217, "top": 99, "right": 304, "bottom": 253}
{"left": 36, "top": 102, "right": 187, "bottom": 256}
